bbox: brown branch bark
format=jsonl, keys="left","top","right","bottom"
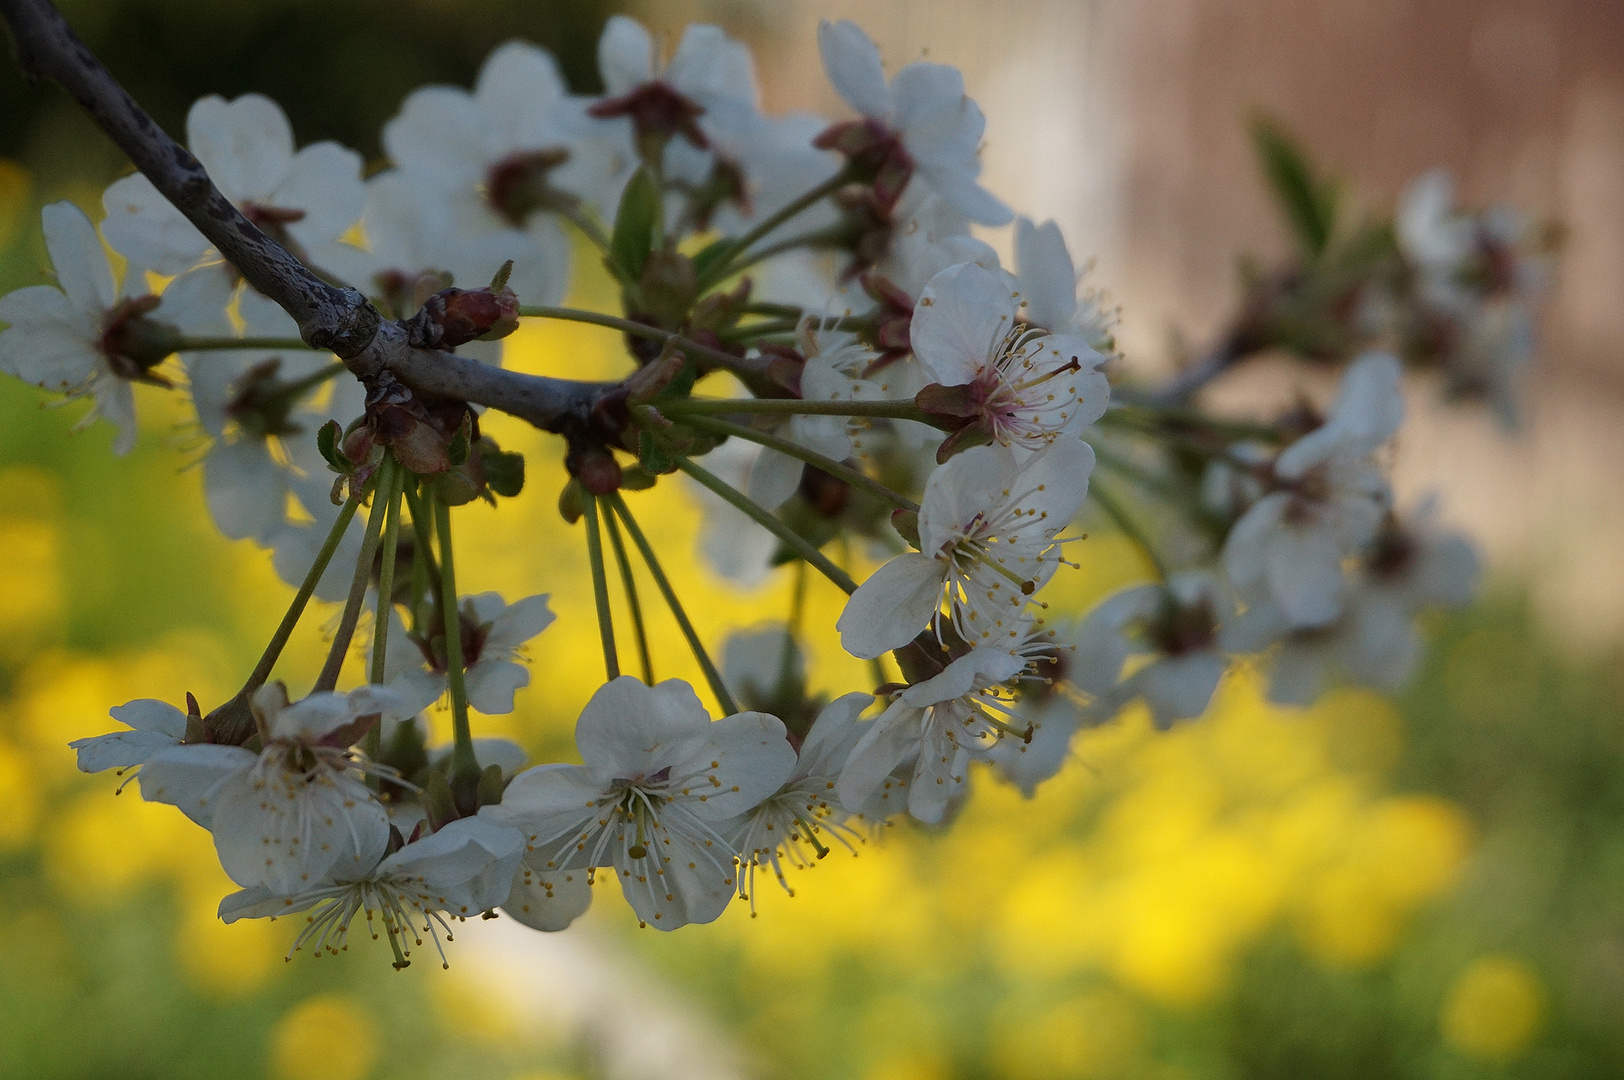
{"left": 0, "top": 0, "right": 605, "bottom": 429}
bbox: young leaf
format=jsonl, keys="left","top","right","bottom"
{"left": 637, "top": 429, "right": 677, "bottom": 475}
{"left": 1251, "top": 115, "right": 1338, "bottom": 258}
{"left": 317, "top": 419, "right": 351, "bottom": 473}
{"left": 482, "top": 448, "right": 526, "bottom": 498}
{"left": 610, "top": 167, "right": 661, "bottom": 283}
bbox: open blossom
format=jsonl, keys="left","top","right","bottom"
{"left": 816, "top": 20, "right": 1010, "bottom": 225}
{"left": 1070, "top": 572, "right": 1232, "bottom": 729}
{"left": 220, "top": 815, "right": 526, "bottom": 967}
{"left": 380, "top": 592, "right": 555, "bottom": 716}
{"left": 141, "top": 683, "right": 399, "bottom": 892}
{"left": 1222, "top": 352, "right": 1404, "bottom": 628}
{"left": 187, "top": 294, "right": 362, "bottom": 543}
{"left": 592, "top": 17, "right": 839, "bottom": 243}
{"left": 837, "top": 438, "right": 1093, "bottom": 660}
{"left": 0, "top": 202, "right": 175, "bottom": 454}
{"left": 837, "top": 645, "right": 1028, "bottom": 824}
{"left": 1397, "top": 169, "right": 1545, "bottom": 427}
{"left": 912, "top": 262, "right": 1110, "bottom": 456}
{"left": 383, "top": 41, "right": 619, "bottom": 306}
{"left": 1014, "top": 216, "right": 1117, "bottom": 352}
{"left": 483, "top": 677, "right": 796, "bottom": 929}
{"left": 1225, "top": 509, "right": 1479, "bottom": 705}
{"left": 102, "top": 94, "right": 364, "bottom": 315}
{"left": 729, "top": 692, "right": 873, "bottom": 908}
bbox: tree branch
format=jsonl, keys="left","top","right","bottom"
{"left": 0, "top": 0, "right": 608, "bottom": 430}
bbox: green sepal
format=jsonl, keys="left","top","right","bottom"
{"left": 619, "top": 464, "right": 658, "bottom": 490}
{"left": 446, "top": 415, "right": 472, "bottom": 468}
{"left": 317, "top": 419, "right": 352, "bottom": 473}
{"left": 692, "top": 236, "right": 738, "bottom": 290}
{"left": 476, "top": 763, "right": 506, "bottom": 807}
{"left": 638, "top": 430, "right": 677, "bottom": 474}
{"left": 558, "top": 478, "right": 585, "bottom": 524}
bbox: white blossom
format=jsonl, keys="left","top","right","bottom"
{"left": 1221, "top": 352, "right": 1404, "bottom": 628}
{"left": 837, "top": 645, "right": 1028, "bottom": 824}
{"left": 1069, "top": 572, "right": 1231, "bottom": 729}
{"left": 1013, "top": 216, "right": 1116, "bottom": 352}
{"left": 143, "top": 683, "right": 399, "bottom": 893}
{"left": 482, "top": 677, "right": 796, "bottom": 929}
{"left": 837, "top": 438, "right": 1093, "bottom": 659}
{"left": 219, "top": 814, "right": 526, "bottom": 966}
{"left": 383, "top": 41, "right": 615, "bottom": 305}
{"left": 1225, "top": 510, "right": 1479, "bottom": 705}
{"left": 729, "top": 692, "right": 873, "bottom": 908}
{"left": 912, "top": 261, "right": 1110, "bottom": 452}
{"left": 102, "top": 94, "right": 364, "bottom": 305}
{"left": 817, "top": 20, "right": 1011, "bottom": 225}
{"left": 379, "top": 592, "right": 555, "bottom": 716}
{"left": 0, "top": 202, "right": 162, "bottom": 454}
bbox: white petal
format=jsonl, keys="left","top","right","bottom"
{"left": 906, "top": 738, "right": 967, "bottom": 824}
{"left": 817, "top": 19, "right": 892, "bottom": 118}
{"left": 597, "top": 15, "right": 654, "bottom": 95}
{"left": 1221, "top": 494, "right": 1288, "bottom": 592}
{"left": 210, "top": 766, "right": 389, "bottom": 892}
{"left": 918, "top": 443, "right": 1018, "bottom": 555}
{"left": 481, "top": 593, "right": 556, "bottom": 652}
{"left": 70, "top": 729, "right": 179, "bottom": 773}
{"left": 1265, "top": 525, "right": 1347, "bottom": 628}
{"left": 746, "top": 445, "right": 805, "bottom": 511}
{"left": 503, "top": 859, "right": 592, "bottom": 930}
{"left": 41, "top": 202, "right": 116, "bottom": 316}
{"left": 575, "top": 677, "right": 712, "bottom": 776}
{"left": 204, "top": 438, "right": 287, "bottom": 541}
{"left": 187, "top": 94, "right": 295, "bottom": 203}
{"left": 100, "top": 173, "right": 207, "bottom": 274}
{"left": 0, "top": 292, "right": 100, "bottom": 389}
{"left": 837, "top": 552, "right": 944, "bottom": 660}
{"left": 680, "top": 710, "right": 796, "bottom": 819}
{"left": 380, "top": 815, "right": 524, "bottom": 914}
{"left": 1014, "top": 217, "right": 1076, "bottom": 332}
{"left": 1136, "top": 652, "right": 1226, "bottom": 728}
{"left": 137, "top": 743, "right": 257, "bottom": 827}
{"left": 110, "top": 698, "right": 189, "bottom": 738}
{"left": 912, "top": 261, "right": 1018, "bottom": 386}
{"left": 835, "top": 699, "right": 921, "bottom": 812}
{"left": 274, "top": 142, "right": 366, "bottom": 251}
{"left": 465, "top": 659, "right": 530, "bottom": 715}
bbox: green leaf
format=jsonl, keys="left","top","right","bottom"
{"left": 482, "top": 448, "right": 526, "bottom": 498}
{"left": 610, "top": 167, "right": 661, "bottom": 283}
{"left": 620, "top": 464, "right": 658, "bottom": 491}
{"left": 1251, "top": 115, "right": 1338, "bottom": 258}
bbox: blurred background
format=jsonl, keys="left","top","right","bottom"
{"left": 1, "top": 1, "right": 1622, "bottom": 1078}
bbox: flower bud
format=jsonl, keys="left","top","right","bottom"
{"left": 637, "top": 250, "right": 698, "bottom": 328}
{"left": 406, "top": 271, "right": 520, "bottom": 351}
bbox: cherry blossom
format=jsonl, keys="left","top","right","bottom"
{"left": 837, "top": 438, "right": 1093, "bottom": 659}
{"left": 483, "top": 677, "right": 796, "bottom": 929}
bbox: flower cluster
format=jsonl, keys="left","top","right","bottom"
{"left": 0, "top": 15, "right": 1536, "bottom": 964}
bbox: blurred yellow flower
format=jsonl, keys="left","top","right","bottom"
{"left": 0, "top": 738, "right": 42, "bottom": 848}
{"left": 992, "top": 989, "right": 1144, "bottom": 1078}
{"left": 174, "top": 880, "right": 284, "bottom": 996}
{"left": 269, "top": 993, "right": 379, "bottom": 1080}
{"left": 1441, "top": 954, "right": 1545, "bottom": 1062}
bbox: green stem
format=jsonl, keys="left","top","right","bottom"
{"left": 742, "top": 301, "right": 806, "bottom": 318}
{"left": 709, "top": 169, "right": 852, "bottom": 281}
{"left": 1099, "top": 402, "right": 1284, "bottom": 443}
{"left": 239, "top": 489, "right": 364, "bottom": 696}
{"left": 602, "top": 507, "right": 654, "bottom": 685}
{"left": 433, "top": 497, "right": 479, "bottom": 784}
{"left": 400, "top": 478, "right": 445, "bottom": 624}
{"left": 655, "top": 396, "right": 934, "bottom": 423}
{"left": 677, "top": 413, "right": 920, "bottom": 512}
{"left": 715, "top": 313, "right": 870, "bottom": 344}
{"left": 365, "top": 458, "right": 404, "bottom": 770}
{"left": 556, "top": 201, "right": 611, "bottom": 254}
{"left": 174, "top": 336, "right": 317, "bottom": 351}
{"left": 1089, "top": 479, "right": 1169, "bottom": 582}
{"left": 314, "top": 455, "right": 397, "bottom": 693}
{"left": 580, "top": 495, "right": 620, "bottom": 681}
{"left": 605, "top": 493, "right": 739, "bottom": 715}
{"left": 515, "top": 305, "right": 760, "bottom": 379}
{"left": 672, "top": 454, "right": 858, "bottom": 596}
